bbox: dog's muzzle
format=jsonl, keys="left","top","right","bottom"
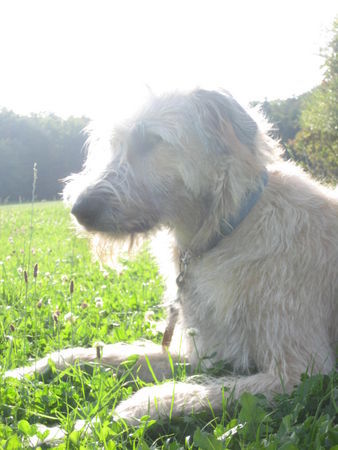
{"left": 71, "top": 193, "right": 105, "bottom": 228}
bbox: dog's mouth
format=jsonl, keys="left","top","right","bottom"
{"left": 71, "top": 194, "right": 159, "bottom": 236}
{"left": 75, "top": 215, "right": 158, "bottom": 236}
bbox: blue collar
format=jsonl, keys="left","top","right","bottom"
{"left": 220, "top": 171, "right": 268, "bottom": 236}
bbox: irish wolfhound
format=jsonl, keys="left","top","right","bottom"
{"left": 5, "top": 89, "right": 338, "bottom": 442}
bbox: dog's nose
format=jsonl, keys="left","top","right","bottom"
{"left": 71, "top": 195, "right": 101, "bottom": 227}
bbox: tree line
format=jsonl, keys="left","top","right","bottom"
{"left": 0, "top": 112, "right": 89, "bottom": 202}
{"left": 0, "top": 21, "right": 336, "bottom": 202}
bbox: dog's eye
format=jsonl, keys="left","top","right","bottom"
{"left": 129, "top": 124, "right": 163, "bottom": 156}
{"left": 136, "top": 133, "right": 163, "bottom": 153}
{"left": 147, "top": 134, "right": 163, "bottom": 148}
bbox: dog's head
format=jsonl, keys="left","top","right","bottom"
{"left": 65, "top": 89, "right": 277, "bottom": 244}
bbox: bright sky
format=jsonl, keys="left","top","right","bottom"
{"left": 0, "top": 0, "right": 336, "bottom": 120}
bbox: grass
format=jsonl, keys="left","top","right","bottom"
{"left": 0, "top": 201, "right": 337, "bottom": 449}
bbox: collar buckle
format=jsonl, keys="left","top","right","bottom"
{"left": 176, "top": 250, "right": 192, "bottom": 287}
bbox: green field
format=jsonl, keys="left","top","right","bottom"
{"left": 0, "top": 202, "right": 337, "bottom": 449}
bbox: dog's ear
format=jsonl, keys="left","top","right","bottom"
{"left": 192, "top": 89, "right": 257, "bottom": 153}
{"left": 128, "top": 122, "right": 163, "bottom": 155}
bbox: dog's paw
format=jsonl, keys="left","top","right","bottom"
{"left": 114, "top": 381, "right": 211, "bottom": 425}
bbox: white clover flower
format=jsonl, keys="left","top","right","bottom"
{"left": 186, "top": 327, "right": 199, "bottom": 337}
{"left": 95, "top": 297, "right": 104, "bottom": 308}
{"left": 64, "top": 312, "right": 78, "bottom": 323}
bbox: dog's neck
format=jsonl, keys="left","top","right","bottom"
{"left": 162, "top": 171, "right": 269, "bottom": 350}
{"left": 174, "top": 170, "right": 269, "bottom": 257}
{"left": 219, "top": 171, "right": 268, "bottom": 236}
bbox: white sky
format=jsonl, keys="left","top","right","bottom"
{"left": 0, "top": 0, "right": 336, "bottom": 120}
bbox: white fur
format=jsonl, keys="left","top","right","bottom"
{"left": 5, "top": 89, "right": 337, "bottom": 444}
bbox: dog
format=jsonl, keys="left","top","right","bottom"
{"left": 5, "top": 89, "right": 338, "bottom": 443}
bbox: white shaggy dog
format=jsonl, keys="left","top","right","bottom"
{"left": 5, "top": 89, "right": 338, "bottom": 442}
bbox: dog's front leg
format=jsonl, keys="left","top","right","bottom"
{"left": 100, "top": 341, "right": 180, "bottom": 381}
{"left": 114, "top": 372, "right": 289, "bottom": 424}
{"left": 114, "top": 379, "right": 215, "bottom": 425}
{"left": 4, "top": 341, "right": 179, "bottom": 382}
